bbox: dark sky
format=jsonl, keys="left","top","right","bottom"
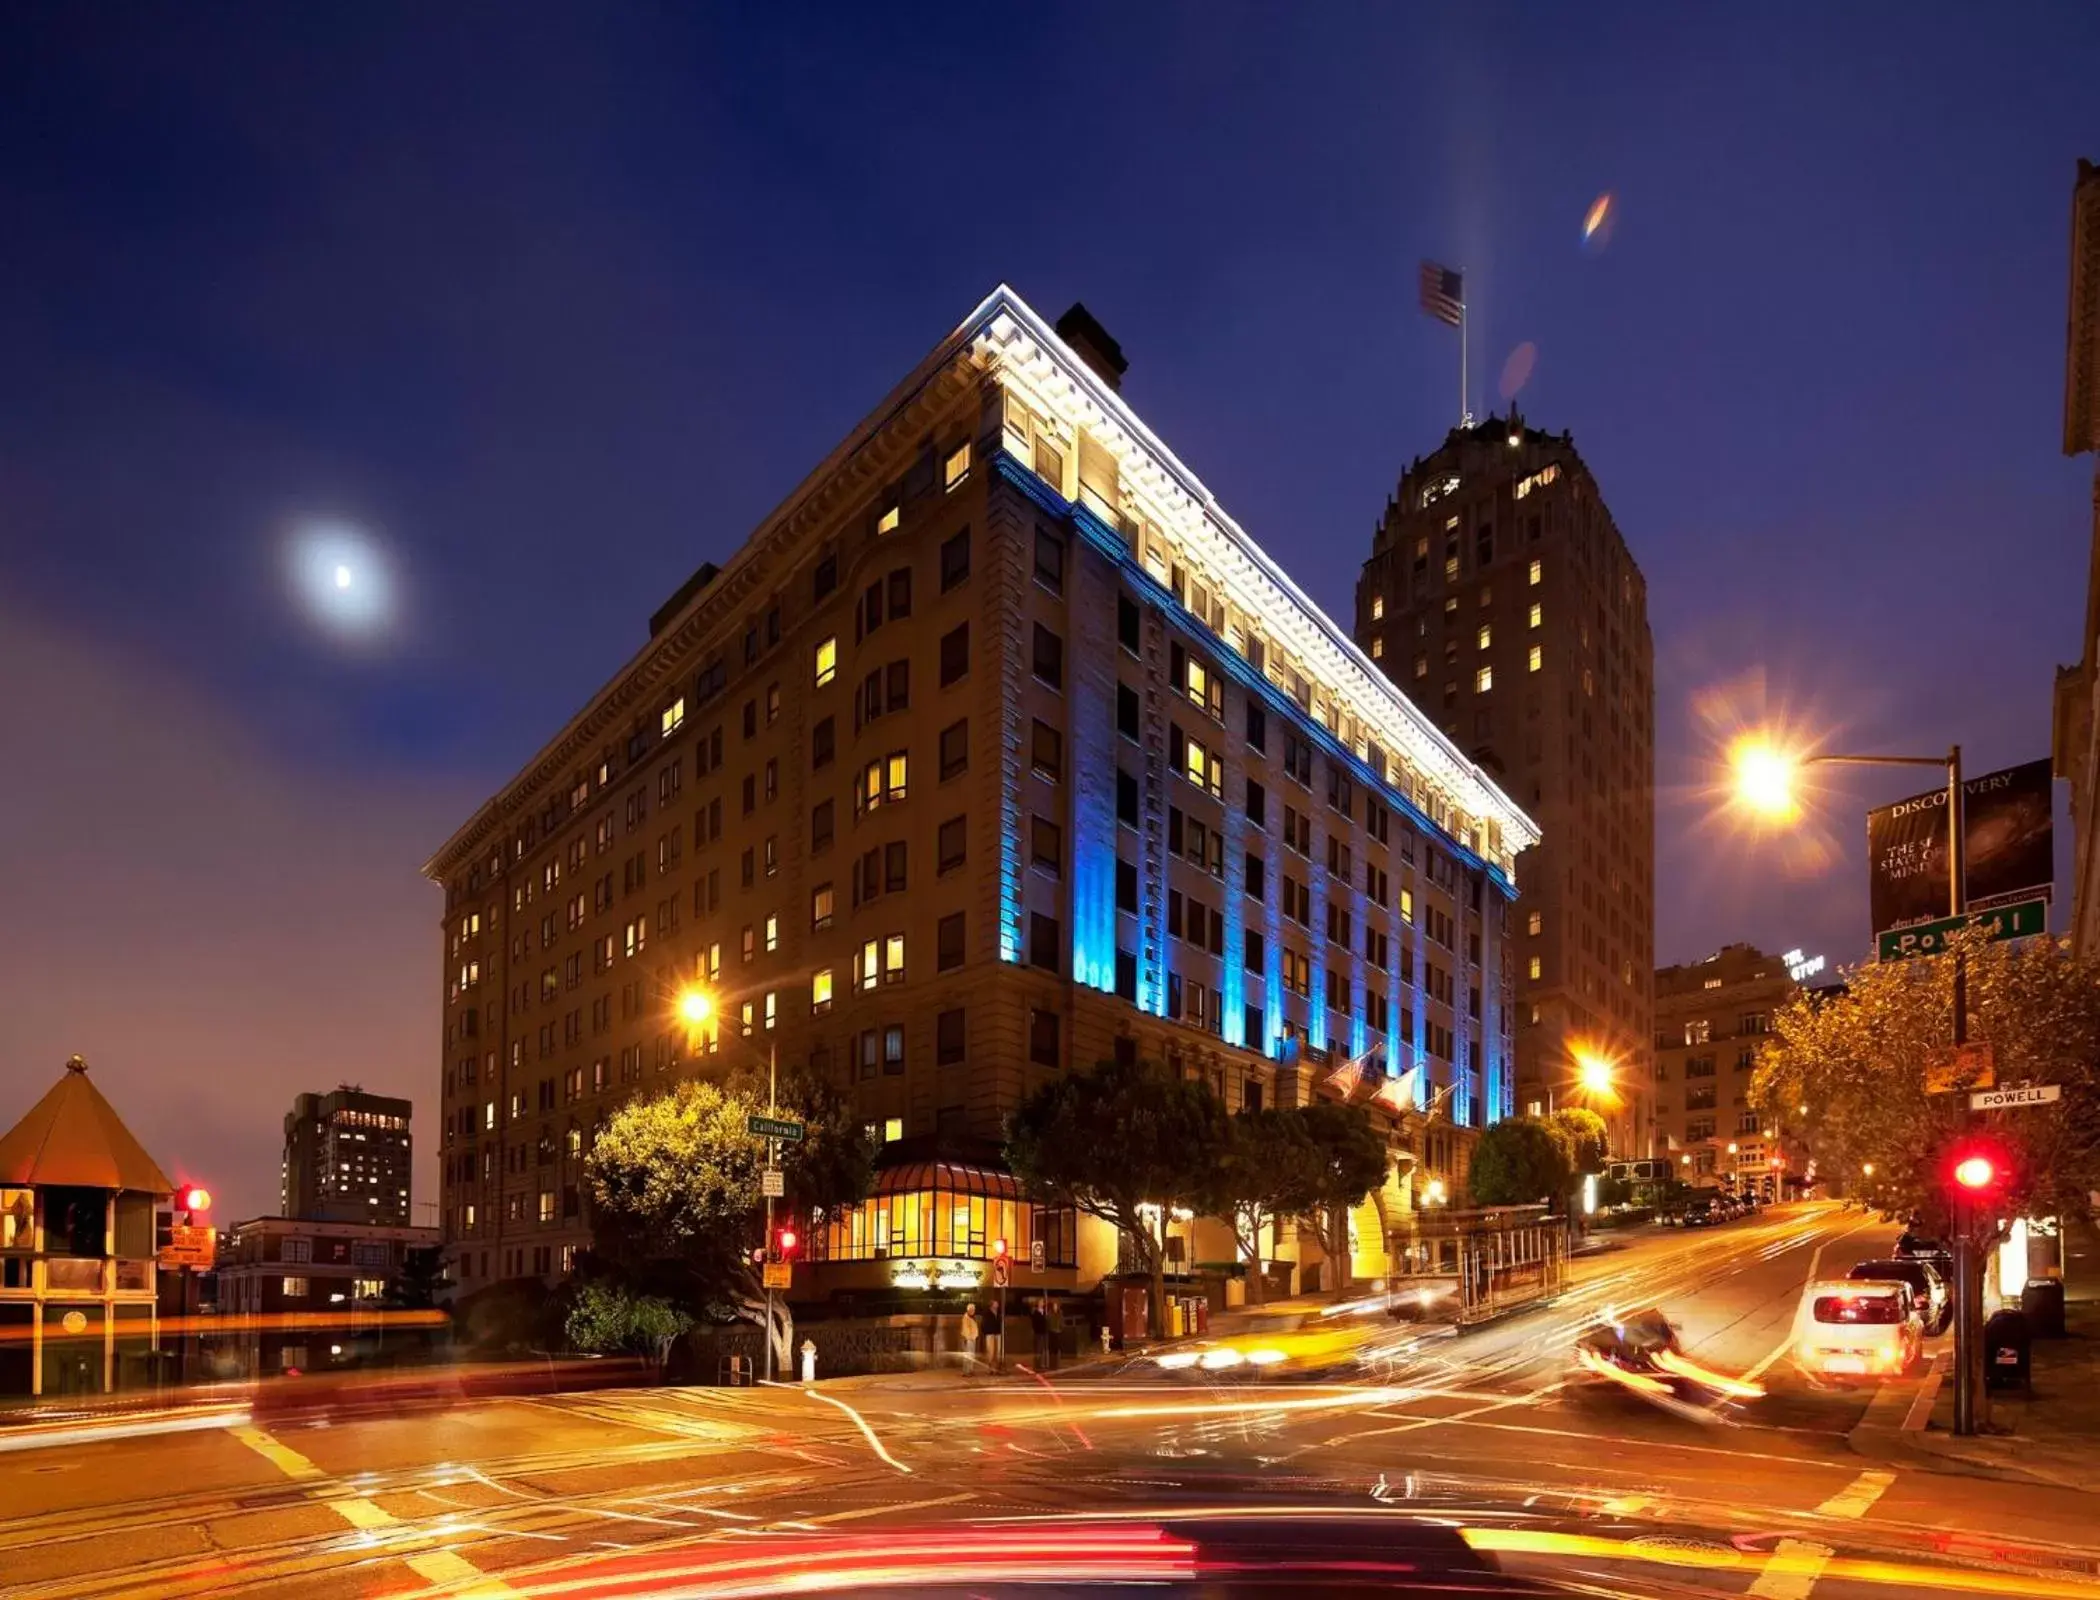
{"left": 4, "top": 8, "right": 2095, "bottom": 1221}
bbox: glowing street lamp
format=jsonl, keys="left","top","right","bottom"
{"left": 1862, "top": 1162, "right": 1876, "bottom": 1178}
{"left": 676, "top": 988, "right": 714, "bottom": 1026}
{"left": 1729, "top": 735, "right": 1804, "bottom": 823}
{"left": 1574, "top": 1050, "right": 1617, "bottom": 1100}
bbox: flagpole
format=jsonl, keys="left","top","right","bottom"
{"left": 1459, "top": 295, "right": 1469, "bottom": 426}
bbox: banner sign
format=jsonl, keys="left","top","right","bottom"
{"left": 1867, "top": 759, "right": 2054, "bottom": 937}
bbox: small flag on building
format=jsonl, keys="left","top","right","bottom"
{"left": 1418, "top": 261, "right": 1464, "bottom": 327}
{"left": 1375, "top": 1064, "right": 1422, "bottom": 1115}
{"left": 1325, "top": 1048, "right": 1377, "bottom": 1100}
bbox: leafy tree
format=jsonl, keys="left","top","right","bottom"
{"left": 1468, "top": 1118, "right": 1572, "bottom": 1208}
{"left": 1753, "top": 930, "right": 2100, "bottom": 1233}
{"left": 1006, "top": 1057, "right": 1230, "bottom": 1336}
{"left": 1203, "top": 1109, "right": 1323, "bottom": 1305}
{"left": 382, "top": 1245, "right": 446, "bottom": 1311}
{"left": 1545, "top": 1108, "right": 1609, "bottom": 1177}
{"left": 586, "top": 1073, "right": 876, "bottom": 1370}
{"left": 1296, "top": 1099, "right": 1392, "bottom": 1295}
{"left": 565, "top": 1281, "right": 693, "bottom": 1370}
{"left": 1596, "top": 1173, "right": 1635, "bottom": 1210}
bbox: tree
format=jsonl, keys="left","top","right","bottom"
{"left": 1468, "top": 1118, "right": 1572, "bottom": 1208}
{"left": 382, "top": 1245, "right": 446, "bottom": 1311}
{"left": 1545, "top": 1108, "right": 1609, "bottom": 1179}
{"left": 585, "top": 1073, "right": 876, "bottom": 1371}
{"left": 565, "top": 1281, "right": 693, "bottom": 1370}
{"left": 1006, "top": 1057, "right": 1230, "bottom": 1336}
{"left": 1204, "top": 1109, "right": 1323, "bottom": 1305}
{"left": 1296, "top": 1100, "right": 1391, "bottom": 1296}
{"left": 1753, "top": 930, "right": 2100, "bottom": 1232}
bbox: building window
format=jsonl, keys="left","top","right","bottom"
{"left": 1475, "top": 666, "right": 1493, "bottom": 693}
{"left": 940, "top": 528, "right": 970, "bottom": 590}
{"left": 812, "top": 798, "right": 834, "bottom": 853}
{"left": 1528, "top": 644, "right": 1542, "bottom": 672}
{"left": 1029, "top": 1007, "right": 1060, "bottom": 1066}
{"left": 815, "top": 637, "right": 837, "bottom": 688}
{"left": 1528, "top": 558, "right": 1542, "bottom": 586}
{"left": 877, "top": 503, "right": 900, "bottom": 535}
{"left": 1032, "top": 624, "right": 1063, "bottom": 689}
{"left": 1031, "top": 816, "right": 1062, "bottom": 876}
{"left": 1028, "top": 912, "right": 1061, "bottom": 972}
{"left": 812, "top": 883, "right": 835, "bottom": 930}
{"left": 859, "top": 752, "right": 908, "bottom": 811}
{"left": 937, "top": 1007, "right": 966, "bottom": 1065}
{"left": 1031, "top": 719, "right": 1062, "bottom": 781}
{"left": 1527, "top": 956, "right": 1542, "bottom": 980}
{"left": 938, "top": 814, "right": 967, "bottom": 874}
{"left": 1527, "top": 910, "right": 1542, "bottom": 935}
{"left": 1118, "top": 593, "right": 1141, "bottom": 652}
{"left": 937, "top": 912, "right": 965, "bottom": 971}
{"left": 1370, "top": 594, "right": 1385, "bottom": 621}
{"left": 1371, "top": 637, "right": 1384, "bottom": 659}
{"left": 1529, "top": 602, "right": 1542, "bottom": 629}
{"left": 940, "top": 718, "right": 969, "bottom": 781}
{"left": 661, "top": 697, "right": 685, "bottom": 737}
{"left": 940, "top": 623, "right": 970, "bottom": 686}
{"left": 1174, "top": 727, "right": 1222, "bottom": 797}
{"left": 1686, "top": 1020, "right": 1712, "bottom": 1046}
{"left": 944, "top": 442, "right": 971, "bottom": 490}
{"left": 1034, "top": 528, "right": 1065, "bottom": 593}
{"left": 1116, "top": 769, "right": 1139, "bottom": 825}
{"left": 812, "top": 969, "right": 833, "bottom": 1014}
{"left": 1115, "top": 858, "right": 1137, "bottom": 912}
{"left": 282, "top": 1276, "right": 309, "bottom": 1298}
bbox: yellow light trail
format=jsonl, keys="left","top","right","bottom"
{"left": 798, "top": 1385, "right": 912, "bottom": 1475}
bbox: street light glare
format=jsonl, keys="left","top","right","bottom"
{"left": 676, "top": 989, "right": 713, "bottom": 1024}
{"left": 1730, "top": 735, "right": 1801, "bottom": 822}
{"left": 1572, "top": 1048, "right": 1617, "bottom": 1099}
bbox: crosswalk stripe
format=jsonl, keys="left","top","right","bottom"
{"left": 1814, "top": 1469, "right": 1895, "bottom": 1519}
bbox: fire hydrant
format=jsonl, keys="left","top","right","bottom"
{"left": 800, "top": 1339, "right": 817, "bottom": 1383}
{"left": 1099, "top": 1324, "right": 1113, "bottom": 1356}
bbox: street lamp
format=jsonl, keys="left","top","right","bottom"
{"left": 1862, "top": 1162, "right": 1876, "bottom": 1178}
{"left": 1726, "top": 732, "right": 1982, "bottom": 1433}
{"left": 676, "top": 988, "right": 713, "bottom": 1026}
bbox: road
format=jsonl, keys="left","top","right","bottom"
{"left": 3, "top": 1202, "right": 2095, "bottom": 1599}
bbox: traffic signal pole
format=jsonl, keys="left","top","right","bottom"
{"left": 1944, "top": 745, "right": 1987, "bottom": 1438}
{"left": 764, "top": 1037, "right": 778, "bottom": 1385}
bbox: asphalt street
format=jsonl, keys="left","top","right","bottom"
{"left": 2, "top": 1202, "right": 2094, "bottom": 1600}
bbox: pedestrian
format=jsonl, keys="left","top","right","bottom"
{"left": 959, "top": 1302, "right": 981, "bottom": 1373}
{"left": 982, "top": 1299, "right": 1004, "bottom": 1369}
{"left": 1027, "top": 1298, "right": 1048, "bottom": 1366}
{"left": 1040, "top": 1297, "right": 1062, "bottom": 1371}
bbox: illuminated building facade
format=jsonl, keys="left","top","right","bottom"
{"left": 1354, "top": 418, "right": 1655, "bottom": 1155}
{"left": 281, "top": 1087, "right": 413, "bottom": 1228}
{"left": 1652, "top": 944, "right": 1797, "bottom": 1191}
{"left": 2053, "top": 157, "right": 2100, "bottom": 958}
{"left": 425, "top": 289, "right": 1537, "bottom": 1298}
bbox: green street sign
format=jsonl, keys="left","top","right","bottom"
{"left": 747, "top": 1113, "right": 805, "bottom": 1143}
{"left": 1877, "top": 898, "right": 2048, "bottom": 963}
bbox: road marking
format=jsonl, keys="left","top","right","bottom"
{"left": 1903, "top": 1371, "right": 1944, "bottom": 1430}
{"left": 1747, "top": 1537, "right": 1833, "bottom": 1599}
{"left": 1814, "top": 1468, "right": 1895, "bottom": 1518}
{"left": 226, "top": 1423, "right": 520, "bottom": 1595}
{"left": 799, "top": 1490, "right": 977, "bottom": 1525}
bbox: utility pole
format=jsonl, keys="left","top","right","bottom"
{"left": 763, "top": 1035, "right": 778, "bottom": 1385}
{"left": 1942, "top": 746, "right": 1989, "bottom": 1437}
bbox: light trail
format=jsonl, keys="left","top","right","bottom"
{"left": 799, "top": 1386, "right": 912, "bottom": 1475}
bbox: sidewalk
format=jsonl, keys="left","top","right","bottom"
{"left": 1854, "top": 1223, "right": 2100, "bottom": 1490}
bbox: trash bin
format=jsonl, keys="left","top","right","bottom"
{"left": 1984, "top": 1308, "right": 2031, "bottom": 1392}
{"left": 2021, "top": 1278, "right": 2067, "bottom": 1339}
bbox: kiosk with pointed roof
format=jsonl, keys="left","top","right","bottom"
{"left": 0, "top": 1056, "right": 174, "bottom": 1396}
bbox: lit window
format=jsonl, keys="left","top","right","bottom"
{"left": 1400, "top": 889, "right": 1414, "bottom": 925}
{"left": 812, "top": 884, "right": 834, "bottom": 930}
{"left": 660, "top": 697, "right": 685, "bottom": 737}
{"left": 740, "top": 1000, "right": 755, "bottom": 1037}
{"left": 1371, "top": 637, "right": 1384, "bottom": 659}
{"left": 877, "top": 504, "right": 900, "bottom": 534}
{"left": 1371, "top": 594, "right": 1385, "bottom": 621}
{"left": 1414, "top": 655, "right": 1427, "bottom": 680}
{"left": 1527, "top": 910, "right": 1542, "bottom": 935}
{"left": 1475, "top": 666, "right": 1493, "bottom": 693}
{"left": 1528, "top": 956, "right": 1542, "bottom": 980}
{"left": 1529, "top": 602, "right": 1542, "bottom": 629}
{"left": 858, "top": 940, "right": 879, "bottom": 991}
{"left": 1528, "top": 559, "right": 1542, "bottom": 586}
{"left": 944, "top": 443, "right": 970, "bottom": 490}
{"left": 1477, "top": 624, "right": 1491, "bottom": 650}
{"left": 282, "top": 1277, "right": 309, "bottom": 1297}
{"left": 883, "top": 1117, "right": 904, "bottom": 1142}
{"left": 885, "top": 933, "right": 906, "bottom": 983}
{"left": 1181, "top": 732, "right": 1222, "bottom": 797}
{"left": 1528, "top": 645, "right": 1543, "bottom": 673}
{"left": 815, "top": 637, "right": 837, "bottom": 688}
{"left": 764, "top": 991, "right": 778, "bottom": 1031}
{"left": 812, "top": 969, "right": 833, "bottom": 1013}
{"left": 764, "top": 913, "right": 779, "bottom": 954}
{"left": 539, "top": 1191, "right": 555, "bottom": 1223}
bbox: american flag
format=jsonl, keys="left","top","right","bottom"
{"left": 1418, "top": 261, "right": 1464, "bottom": 327}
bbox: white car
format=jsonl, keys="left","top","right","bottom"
{"left": 1792, "top": 1279, "right": 1923, "bottom": 1380}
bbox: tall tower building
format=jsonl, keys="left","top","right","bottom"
{"left": 282, "top": 1087, "right": 414, "bottom": 1227}
{"left": 425, "top": 288, "right": 1537, "bottom": 1295}
{"left": 1354, "top": 415, "right": 1655, "bottom": 1154}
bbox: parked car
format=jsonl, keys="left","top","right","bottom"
{"left": 1896, "top": 1230, "right": 1955, "bottom": 1277}
{"left": 1681, "top": 1197, "right": 1720, "bottom": 1227}
{"left": 1848, "top": 1257, "right": 1952, "bottom": 1335}
{"left": 1792, "top": 1280, "right": 1923, "bottom": 1380}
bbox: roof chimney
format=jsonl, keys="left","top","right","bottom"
{"left": 1054, "top": 302, "right": 1128, "bottom": 392}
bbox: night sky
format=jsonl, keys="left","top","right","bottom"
{"left": 4, "top": 8, "right": 2095, "bottom": 1222}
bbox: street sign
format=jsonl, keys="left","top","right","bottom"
{"left": 746, "top": 1113, "right": 804, "bottom": 1143}
{"left": 158, "top": 1223, "right": 214, "bottom": 1270}
{"left": 1029, "top": 1239, "right": 1046, "bottom": 1272}
{"left": 991, "top": 1256, "right": 1010, "bottom": 1288}
{"left": 1971, "top": 1083, "right": 2062, "bottom": 1111}
{"left": 762, "top": 1260, "right": 793, "bottom": 1290}
{"left": 761, "top": 1168, "right": 785, "bottom": 1198}
{"left": 1877, "top": 898, "right": 2048, "bottom": 963}
{"left": 1925, "top": 1041, "right": 1995, "bottom": 1095}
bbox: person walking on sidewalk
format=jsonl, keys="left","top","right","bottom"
{"left": 959, "top": 1303, "right": 982, "bottom": 1374}
{"left": 1036, "top": 1296, "right": 1061, "bottom": 1372}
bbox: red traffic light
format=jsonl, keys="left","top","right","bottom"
{"left": 776, "top": 1226, "right": 798, "bottom": 1257}
{"left": 179, "top": 1185, "right": 211, "bottom": 1213}
{"left": 992, "top": 1237, "right": 1008, "bottom": 1260}
{"left": 1953, "top": 1155, "right": 1996, "bottom": 1191}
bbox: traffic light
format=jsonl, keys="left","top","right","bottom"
{"left": 1945, "top": 1138, "right": 2011, "bottom": 1212}
{"left": 1954, "top": 1155, "right": 1996, "bottom": 1191}
{"left": 775, "top": 1225, "right": 798, "bottom": 1259}
{"left": 178, "top": 1185, "right": 211, "bottom": 1215}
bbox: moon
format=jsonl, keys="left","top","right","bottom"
{"left": 286, "top": 522, "right": 395, "bottom": 640}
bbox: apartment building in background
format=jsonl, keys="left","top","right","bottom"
{"left": 281, "top": 1088, "right": 413, "bottom": 1228}
{"left": 1354, "top": 415, "right": 1655, "bottom": 1155}
{"left": 1653, "top": 944, "right": 1796, "bottom": 1193}
{"left": 424, "top": 287, "right": 1538, "bottom": 1303}
{"left": 2053, "top": 156, "right": 2100, "bottom": 957}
